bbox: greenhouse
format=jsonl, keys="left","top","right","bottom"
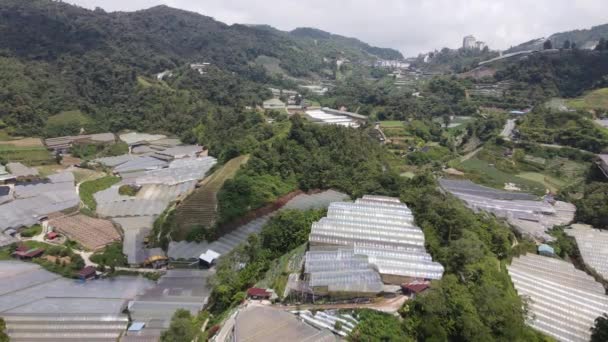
{"left": 508, "top": 254, "right": 608, "bottom": 342}
{"left": 566, "top": 224, "right": 608, "bottom": 280}
{"left": 304, "top": 196, "right": 443, "bottom": 296}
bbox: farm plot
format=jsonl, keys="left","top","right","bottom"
{"left": 0, "top": 145, "right": 54, "bottom": 165}
{"left": 173, "top": 155, "right": 250, "bottom": 240}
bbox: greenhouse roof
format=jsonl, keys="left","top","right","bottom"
{"left": 507, "top": 254, "right": 608, "bottom": 342}
{"left": 305, "top": 196, "right": 444, "bottom": 294}
{"left": 566, "top": 224, "right": 608, "bottom": 280}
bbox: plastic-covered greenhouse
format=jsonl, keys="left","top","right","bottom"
{"left": 508, "top": 254, "right": 608, "bottom": 342}
{"left": 566, "top": 224, "right": 608, "bottom": 280}
{"left": 304, "top": 195, "right": 444, "bottom": 296}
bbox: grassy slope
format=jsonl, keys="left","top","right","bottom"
{"left": 173, "top": 155, "right": 250, "bottom": 239}
{"left": 46, "top": 110, "right": 92, "bottom": 126}
{"left": 566, "top": 88, "right": 608, "bottom": 110}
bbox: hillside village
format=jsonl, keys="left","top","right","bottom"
{"left": 0, "top": 1, "right": 608, "bottom": 342}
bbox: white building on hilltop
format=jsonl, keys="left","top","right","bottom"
{"left": 463, "top": 35, "right": 488, "bottom": 50}
{"left": 463, "top": 35, "right": 477, "bottom": 49}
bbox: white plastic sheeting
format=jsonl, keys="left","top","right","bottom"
{"left": 305, "top": 195, "right": 443, "bottom": 295}
{"left": 0, "top": 172, "right": 78, "bottom": 231}
{"left": 567, "top": 224, "right": 608, "bottom": 280}
{"left": 508, "top": 254, "right": 608, "bottom": 342}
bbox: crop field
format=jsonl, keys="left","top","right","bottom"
{"left": 0, "top": 145, "right": 54, "bottom": 165}
{"left": 173, "top": 154, "right": 250, "bottom": 240}
{"left": 566, "top": 88, "right": 608, "bottom": 111}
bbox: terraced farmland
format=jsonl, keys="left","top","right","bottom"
{"left": 173, "top": 155, "right": 250, "bottom": 240}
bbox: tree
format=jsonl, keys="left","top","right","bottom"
{"left": 571, "top": 42, "right": 577, "bottom": 50}
{"left": 562, "top": 40, "right": 571, "bottom": 49}
{"left": 334, "top": 320, "right": 343, "bottom": 331}
{"left": 0, "top": 318, "right": 7, "bottom": 342}
{"left": 442, "top": 114, "right": 451, "bottom": 128}
{"left": 591, "top": 314, "right": 608, "bottom": 342}
{"left": 161, "top": 309, "right": 196, "bottom": 342}
{"left": 543, "top": 40, "right": 553, "bottom": 50}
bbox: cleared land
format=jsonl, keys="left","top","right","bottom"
{"left": 566, "top": 87, "right": 608, "bottom": 110}
{"left": 173, "top": 155, "right": 250, "bottom": 239}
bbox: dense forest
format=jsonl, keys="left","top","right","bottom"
{"left": 0, "top": 0, "right": 402, "bottom": 137}
{"left": 495, "top": 50, "right": 608, "bottom": 100}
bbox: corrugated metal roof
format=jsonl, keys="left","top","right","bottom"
{"left": 95, "top": 154, "right": 137, "bottom": 167}
{"left": 115, "top": 156, "right": 168, "bottom": 174}
{"left": 6, "top": 162, "right": 38, "bottom": 177}
{"left": 97, "top": 199, "right": 167, "bottom": 218}
{"left": 0, "top": 175, "right": 78, "bottom": 231}
{"left": 153, "top": 145, "right": 202, "bottom": 158}
{"left": 119, "top": 133, "right": 167, "bottom": 146}
{"left": 135, "top": 157, "right": 216, "bottom": 185}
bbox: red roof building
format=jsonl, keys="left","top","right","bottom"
{"left": 46, "top": 232, "right": 58, "bottom": 240}
{"left": 13, "top": 246, "right": 44, "bottom": 259}
{"left": 78, "top": 266, "right": 97, "bottom": 280}
{"left": 402, "top": 281, "right": 430, "bottom": 296}
{"left": 246, "top": 287, "right": 271, "bottom": 299}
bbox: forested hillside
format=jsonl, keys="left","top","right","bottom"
{"left": 0, "top": 0, "right": 401, "bottom": 137}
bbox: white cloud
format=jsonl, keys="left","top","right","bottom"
{"left": 68, "top": 0, "right": 608, "bottom": 56}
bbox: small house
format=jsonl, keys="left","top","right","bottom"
{"left": 402, "top": 281, "right": 430, "bottom": 299}
{"left": 46, "top": 232, "right": 58, "bottom": 240}
{"left": 78, "top": 266, "right": 97, "bottom": 281}
{"left": 199, "top": 249, "right": 221, "bottom": 268}
{"left": 12, "top": 245, "right": 44, "bottom": 260}
{"left": 246, "top": 287, "right": 272, "bottom": 300}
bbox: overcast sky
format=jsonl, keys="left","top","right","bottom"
{"left": 68, "top": 0, "right": 608, "bottom": 57}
